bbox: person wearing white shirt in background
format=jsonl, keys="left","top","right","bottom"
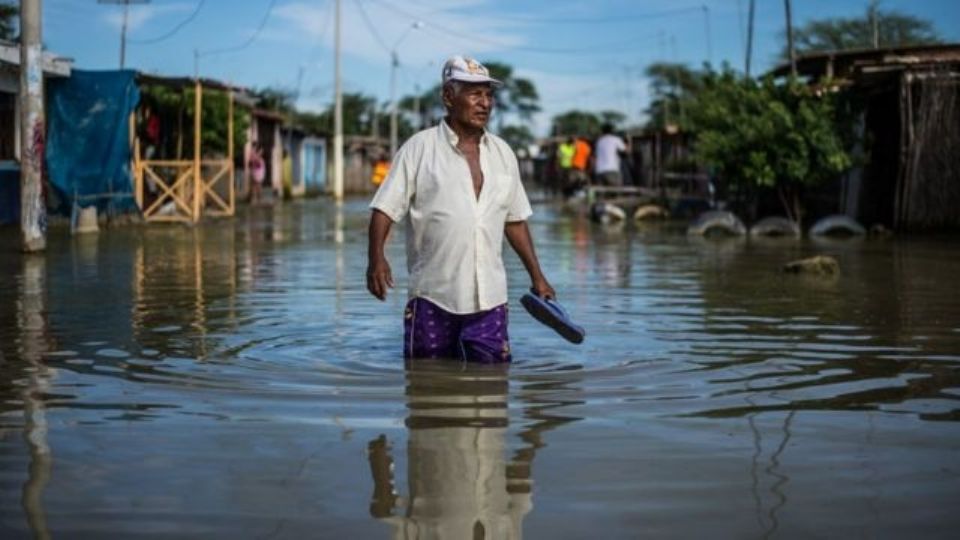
{"left": 366, "top": 55, "right": 555, "bottom": 364}
{"left": 593, "top": 123, "right": 627, "bottom": 186}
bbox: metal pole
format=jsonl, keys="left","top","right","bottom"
{"left": 333, "top": 0, "right": 344, "bottom": 202}
{"left": 702, "top": 5, "right": 712, "bottom": 66}
{"left": 413, "top": 83, "right": 421, "bottom": 130}
{"left": 98, "top": 0, "right": 151, "bottom": 68}
{"left": 389, "top": 51, "right": 398, "bottom": 157}
{"left": 785, "top": 0, "right": 797, "bottom": 78}
{"left": 120, "top": 0, "right": 128, "bottom": 68}
{"left": 19, "top": 0, "right": 46, "bottom": 252}
{"left": 745, "top": 0, "right": 756, "bottom": 77}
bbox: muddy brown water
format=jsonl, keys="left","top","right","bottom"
{"left": 1, "top": 199, "right": 958, "bottom": 538}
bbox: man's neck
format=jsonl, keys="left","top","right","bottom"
{"left": 446, "top": 117, "right": 484, "bottom": 145}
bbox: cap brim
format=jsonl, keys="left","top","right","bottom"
{"left": 448, "top": 74, "right": 503, "bottom": 87}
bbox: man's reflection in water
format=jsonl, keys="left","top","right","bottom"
{"left": 367, "top": 361, "right": 533, "bottom": 539}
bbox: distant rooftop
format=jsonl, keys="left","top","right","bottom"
{"left": 0, "top": 39, "right": 73, "bottom": 77}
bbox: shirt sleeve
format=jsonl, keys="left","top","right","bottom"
{"left": 369, "top": 140, "right": 417, "bottom": 222}
{"left": 617, "top": 137, "right": 626, "bottom": 152}
{"left": 505, "top": 148, "right": 533, "bottom": 222}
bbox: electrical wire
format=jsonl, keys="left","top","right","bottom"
{"left": 198, "top": 0, "right": 279, "bottom": 57}
{"left": 129, "top": 0, "right": 207, "bottom": 44}
{"left": 355, "top": 0, "right": 392, "bottom": 56}
{"left": 368, "top": 0, "right": 664, "bottom": 56}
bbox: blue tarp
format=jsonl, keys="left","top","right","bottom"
{"left": 46, "top": 69, "right": 140, "bottom": 213}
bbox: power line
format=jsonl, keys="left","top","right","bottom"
{"left": 129, "top": 0, "right": 207, "bottom": 44}
{"left": 369, "top": 0, "right": 664, "bottom": 56}
{"left": 354, "top": 0, "right": 391, "bottom": 56}
{"left": 494, "top": 6, "right": 703, "bottom": 25}
{"left": 198, "top": 0, "right": 279, "bottom": 57}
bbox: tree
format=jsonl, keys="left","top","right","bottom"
{"left": 499, "top": 124, "right": 534, "bottom": 151}
{"left": 140, "top": 84, "right": 249, "bottom": 159}
{"left": 484, "top": 61, "right": 541, "bottom": 129}
{"left": 644, "top": 62, "right": 706, "bottom": 131}
{"left": 397, "top": 60, "right": 542, "bottom": 138}
{"left": 550, "top": 110, "right": 600, "bottom": 137}
{"left": 784, "top": 2, "right": 941, "bottom": 56}
{"left": 0, "top": 2, "right": 16, "bottom": 40}
{"left": 688, "top": 69, "right": 853, "bottom": 225}
{"left": 256, "top": 87, "right": 297, "bottom": 115}
{"left": 550, "top": 109, "right": 626, "bottom": 138}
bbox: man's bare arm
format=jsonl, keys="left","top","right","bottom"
{"left": 505, "top": 220, "right": 555, "bottom": 299}
{"left": 367, "top": 210, "right": 395, "bottom": 300}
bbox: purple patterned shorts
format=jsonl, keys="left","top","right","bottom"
{"left": 403, "top": 297, "right": 511, "bottom": 363}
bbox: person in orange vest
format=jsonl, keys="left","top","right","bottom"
{"left": 570, "top": 136, "right": 592, "bottom": 194}
{"left": 371, "top": 149, "right": 390, "bottom": 186}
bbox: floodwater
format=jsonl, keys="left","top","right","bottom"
{"left": 1, "top": 198, "right": 958, "bottom": 539}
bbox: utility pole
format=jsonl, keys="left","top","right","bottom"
{"left": 870, "top": 0, "right": 880, "bottom": 49}
{"left": 745, "top": 0, "right": 756, "bottom": 77}
{"left": 702, "top": 4, "right": 713, "bottom": 66}
{"left": 785, "top": 0, "right": 797, "bottom": 77}
{"left": 413, "top": 84, "right": 421, "bottom": 130}
{"left": 19, "top": 0, "right": 46, "bottom": 252}
{"left": 389, "top": 21, "right": 422, "bottom": 157}
{"left": 389, "top": 51, "right": 398, "bottom": 155}
{"left": 98, "top": 0, "right": 150, "bottom": 69}
{"left": 332, "top": 0, "right": 343, "bottom": 202}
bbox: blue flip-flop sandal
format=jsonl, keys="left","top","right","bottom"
{"left": 520, "top": 291, "right": 585, "bottom": 344}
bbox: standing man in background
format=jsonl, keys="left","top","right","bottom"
{"left": 366, "top": 55, "right": 555, "bottom": 364}
{"left": 593, "top": 123, "right": 627, "bottom": 186}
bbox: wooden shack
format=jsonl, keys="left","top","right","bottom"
{"left": 770, "top": 44, "right": 960, "bottom": 231}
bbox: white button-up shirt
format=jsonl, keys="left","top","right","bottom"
{"left": 370, "top": 120, "right": 533, "bottom": 314}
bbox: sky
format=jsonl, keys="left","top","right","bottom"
{"left": 42, "top": 0, "right": 960, "bottom": 136}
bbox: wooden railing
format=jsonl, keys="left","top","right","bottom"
{"left": 132, "top": 81, "right": 235, "bottom": 224}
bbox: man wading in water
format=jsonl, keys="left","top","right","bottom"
{"left": 366, "top": 55, "right": 555, "bottom": 363}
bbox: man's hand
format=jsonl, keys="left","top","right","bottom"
{"left": 366, "top": 257, "right": 394, "bottom": 301}
{"left": 531, "top": 278, "right": 556, "bottom": 300}
{"left": 367, "top": 210, "right": 396, "bottom": 301}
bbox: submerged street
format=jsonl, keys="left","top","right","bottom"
{"left": 1, "top": 198, "right": 959, "bottom": 537}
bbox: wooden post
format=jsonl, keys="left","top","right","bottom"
{"left": 193, "top": 80, "right": 202, "bottom": 222}
{"left": 228, "top": 89, "right": 235, "bottom": 215}
{"left": 129, "top": 111, "right": 139, "bottom": 209}
{"left": 134, "top": 136, "right": 142, "bottom": 210}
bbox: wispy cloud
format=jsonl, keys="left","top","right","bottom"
{"left": 102, "top": 2, "right": 194, "bottom": 33}
{"left": 273, "top": 0, "right": 530, "bottom": 65}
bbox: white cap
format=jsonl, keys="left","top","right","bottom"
{"left": 441, "top": 55, "right": 502, "bottom": 87}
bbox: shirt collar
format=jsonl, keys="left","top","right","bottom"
{"left": 440, "top": 118, "right": 489, "bottom": 149}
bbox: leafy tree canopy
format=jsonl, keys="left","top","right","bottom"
{"left": 687, "top": 69, "right": 854, "bottom": 224}
{"left": 644, "top": 62, "right": 707, "bottom": 131}
{"left": 551, "top": 109, "right": 625, "bottom": 138}
{"left": 499, "top": 124, "right": 535, "bottom": 152}
{"left": 397, "top": 60, "right": 541, "bottom": 136}
{"left": 785, "top": 1, "right": 941, "bottom": 57}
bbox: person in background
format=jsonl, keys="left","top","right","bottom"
{"left": 593, "top": 123, "right": 627, "bottom": 186}
{"left": 556, "top": 137, "right": 576, "bottom": 195}
{"left": 248, "top": 141, "right": 265, "bottom": 203}
{"left": 282, "top": 149, "right": 293, "bottom": 199}
{"left": 569, "top": 135, "right": 592, "bottom": 195}
{"left": 366, "top": 55, "right": 555, "bottom": 363}
{"left": 371, "top": 148, "right": 390, "bottom": 187}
